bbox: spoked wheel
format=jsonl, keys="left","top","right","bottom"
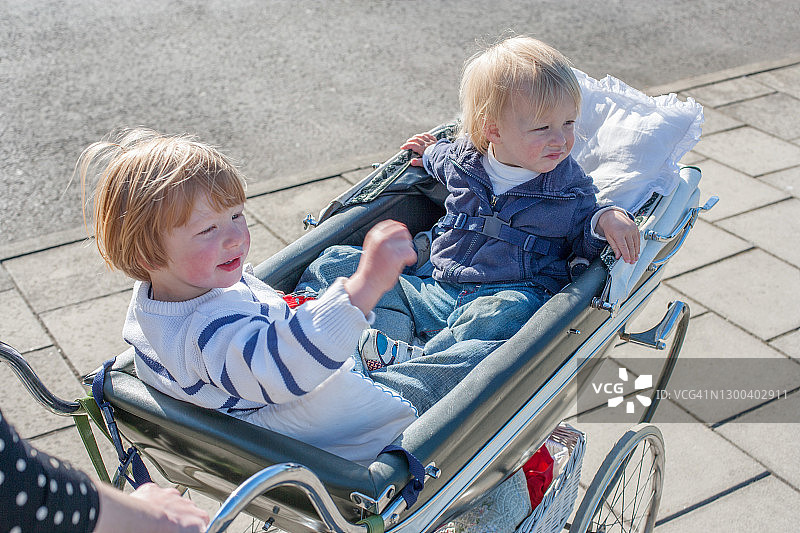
{"left": 570, "top": 424, "right": 665, "bottom": 533}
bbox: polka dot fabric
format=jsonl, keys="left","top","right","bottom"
{"left": 1, "top": 408, "right": 99, "bottom": 533}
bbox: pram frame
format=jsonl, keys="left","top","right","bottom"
{"left": 0, "top": 140, "right": 707, "bottom": 532}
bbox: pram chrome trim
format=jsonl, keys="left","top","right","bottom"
{"left": 206, "top": 463, "right": 369, "bottom": 533}
{"left": 619, "top": 300, "right": 687, "bottom": 351}
{"left": 645, "top": 195, "right": 718, "bottom": 272}
{"left": 386, "top": 264, "right": 668, "bottom": 532}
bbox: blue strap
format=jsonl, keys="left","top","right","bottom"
{"left": 438, "top": 212, "right": 565, "bottom": 256}
{"left": 92, "top": 358, "right": 153, "bottom": 488}
{"left": 380, "top": 445, "right": 425, "bottom": 508}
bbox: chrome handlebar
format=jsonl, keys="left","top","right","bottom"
{"left": 645, "top": 196, "right": 718, "bottom": 270}
{"left": 205, "top": 463, "right": 370, "bottom": 533}
{"left": 0, "top": 341, "right": 82, "bottom": 416}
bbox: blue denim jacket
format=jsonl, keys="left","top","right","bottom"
{"left": 422, "top": 137, "right": 606, "bottom": 294}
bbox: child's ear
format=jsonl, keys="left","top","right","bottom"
{"left": 483, "top": 118, "right": 501, "bottom": 143}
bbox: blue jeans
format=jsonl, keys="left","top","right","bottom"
{"left": 296, "top": 245, "right": 553, "bottom": 413}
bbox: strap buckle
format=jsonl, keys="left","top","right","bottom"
{"left": 523, "top": 234, "right": 537, "bottom": 252}
{"left": 99, "top": 401, "right": 125, "bottom": 458}
{"left": 92, "top": 358, "right": 152, "bottom": 489}
{"left": 479, "top": 214, "right": 504, "bottom": 239}
{"left": 453, "top": 213, "right": 468, "bottom": 229}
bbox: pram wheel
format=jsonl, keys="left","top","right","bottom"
{"left": 569, "top": 424, "right": 664, "bottom": 533}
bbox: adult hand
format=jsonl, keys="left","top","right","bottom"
{"left": 94, "top": 482, "right": 209, "bottom": 533}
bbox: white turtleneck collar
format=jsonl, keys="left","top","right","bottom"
{"left": 481, "top": 143, "right": 540, "bottom": 195}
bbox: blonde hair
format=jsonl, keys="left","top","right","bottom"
{"left": 459, "top": 35, "right": 582, "bottom": 154}
{"left": 79, "top": 128, "right": 246, "bottom": 281}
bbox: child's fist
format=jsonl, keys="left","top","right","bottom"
{"left": 361, "top": 219, "right": 417, "bottom": 281}
{"left": 344, "top": 220, "right": 416, "bottom": 316}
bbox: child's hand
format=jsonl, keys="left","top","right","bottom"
{"left": 343, "top": 220, "right": 417, "bottom": 316}
{"left": 596, "top": 210, "right": 641, "bottom": 264}
{"left": 401, "top": 133, "right": 437, "bottom": 167}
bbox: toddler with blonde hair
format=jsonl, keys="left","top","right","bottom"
{"left": 317, "top": 36, "right": 640, "bottom": 375}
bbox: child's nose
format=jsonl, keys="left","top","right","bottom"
{"left": 224, "top": 224, "right": 248, "bottom": 248}
{"left": 549, "top": 130, "right": 567, "bottom": 146}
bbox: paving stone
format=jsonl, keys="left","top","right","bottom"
{"left": 341, "top": 166, "right": 376, "bottom": 185}
{"left": 722, "top": 93, "right": 800, "bottom": 140}
{"left": 40, "top": 290, "right": 132, "bottom": 377}
{"left": 677, "top": 312, "right": 788, "bottom": 360}
{"left": 623, "top": 283, "right": 707, "bottom": 337}
{"left": 246, "top": 177, "right": 352, "bottom": 245}
{"left": 660, "top": 218, "right": 751, "bottom": 278}
{"left": 694, "top": 160, "right": 788, "bottom": 222}
{"left": 693, "top": 127, "right": 800, "bottom": 176}
{"left": 619, "top": 312, "right": 783, "bottom": 362}
{"left": 750, "top": 64, "right": 800, "bottom": 99}
{"left": 0, "top": 346, "right": 84, "bottom": 439}
{"left": 0, "top": 265, "right": 13, "bottom": 291}
{"left": 695, "top": 106, "right": 742, "bottom": 135}
{"left": 769, "top": 329, "right": 800, "bottom": 360}
{"left": 686, "top": 78, "right": 774, "bottom": 108}
{"left": 668, "top": 249, "right": 800, "bottom": 340}
{"left": 571, "top": 399, "right": 764, "bottom": 518}
{"left": 760, "top": 165, "right": 800, "bottom": 199}
{"left": 718, "top": 199, "right": 800, "bottom": 269}
{"left": 4, "top": 240, "right": 131, "bottom": 313}
{"left": 244, "top": 220, "right": 285, "bottom": 267}
{"left": 610, "top": 312, "right": 797, "bottom": 424}
{"left": 678, "top": 151, "right": 706, "bottom": 166}
{"left": 655, "top": 476, "right": 798, "bottom": 532}
{"left": 716, "top": 392, "right": 800, "bottom": 489}
{"left": 0, "top": 288, "right": 51, "bottom": 353}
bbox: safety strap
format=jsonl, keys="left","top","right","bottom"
{"left": 92, "top": 358, "right": 153, "bottom": 488}
{"left": 355, "top": 514, "right": 385, "bottom": 533}
{"left": 380, "top": 445, "right": 426, "bottom": 508}
{"left": 438, "top": 212, "right": 565, "bottom": 256}
{"left": 73, "top": 410, "right": 110, "bottom": 484}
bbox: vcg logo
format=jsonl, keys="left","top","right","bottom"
{"left": 592, "top": 368, "right": 653, "bottom": 414}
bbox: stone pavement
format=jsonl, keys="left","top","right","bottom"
{"left": 1, "top": 57, "right": 799, "bottom": 530}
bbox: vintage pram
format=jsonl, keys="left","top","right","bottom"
{"left": 1, "top": 72, "right": 715, "bottom": 533}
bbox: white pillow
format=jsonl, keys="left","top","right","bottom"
{"left": 572, "top": 69, "right": 704, "bottom": 213}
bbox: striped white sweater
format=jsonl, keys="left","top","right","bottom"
{"left": 125, "top": 272, "right": 417, "bottom": 464}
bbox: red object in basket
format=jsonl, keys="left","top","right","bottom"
{"left": 523, "top": 444, "right": 554, "bottom": 509}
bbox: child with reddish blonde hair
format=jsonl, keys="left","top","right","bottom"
{"left": 80, "top": 128, "right": 419, "bottom": 464}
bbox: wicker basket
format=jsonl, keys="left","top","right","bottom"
{"left": 516, "top": 424, "right": 586, "bottom": 533}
